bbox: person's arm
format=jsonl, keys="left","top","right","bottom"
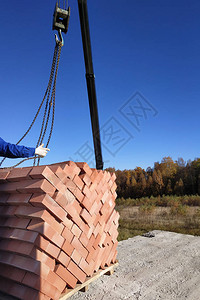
{"left": 0, "top": 137, "right": 35, "bottom": 158}
{"left": 0, "top": 138, "right": 50, "bottom": 159}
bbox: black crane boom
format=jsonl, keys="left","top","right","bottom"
{"left": 77, "top": 0, "right": 103, "bottom": 170}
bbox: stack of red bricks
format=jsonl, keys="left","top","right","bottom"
{"left": 0, "top": 161, "right": 119, "bottom": 300}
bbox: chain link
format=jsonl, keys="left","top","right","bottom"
{"left": 0, "top": 39, "right": 63, "bottom": 169}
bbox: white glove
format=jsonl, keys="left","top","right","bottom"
{"left": 35, "top": 144, "right": 50, "bottom": 158}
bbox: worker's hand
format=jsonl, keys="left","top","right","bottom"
{"left": 35, "top": 144, "right": 50, "bottom": 158}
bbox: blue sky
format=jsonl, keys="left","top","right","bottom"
{"left": 0, "top": 0, "right": 200, "bottom": 170}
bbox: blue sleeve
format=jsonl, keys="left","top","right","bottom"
{"left": 0, "top": 137, "right": 35, "bottom": 158}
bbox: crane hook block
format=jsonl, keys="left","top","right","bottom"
{"left": 53, "top": 2, "right": 70, "bottom": 34}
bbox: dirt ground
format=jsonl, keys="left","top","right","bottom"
{"left": 70, "top": 230, "right": 200, "bottom": 300}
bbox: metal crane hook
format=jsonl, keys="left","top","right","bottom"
{"left": 55, "top": 29, "right": 64, "bottom": 46}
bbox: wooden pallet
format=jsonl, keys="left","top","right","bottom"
{"left": 59, "top": 262, "right": 119, "bottom": 300}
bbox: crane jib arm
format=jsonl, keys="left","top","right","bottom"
{"left": 77, "top": 0, "right": 104, "bottom": 170}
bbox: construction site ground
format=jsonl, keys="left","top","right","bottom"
{"left": 70, "top": 230, "right": 200, "bottom": 300}
{"left": 0, "top": 230, "right": 200, "bottom": 300}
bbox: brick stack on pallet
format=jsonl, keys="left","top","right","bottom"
{"left": 0, "top": 161, "right": 119, "bottom": 300}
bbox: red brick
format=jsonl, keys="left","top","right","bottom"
{"left": 46, "top": 269, "right": 66, "bottom": 292}
{"left": 85, "top": 244, "right": 96, "bottom": 264}
{"left": 63, "top": 208, "right": 82, "bottom": 230}
{"left": 14, "top": 205, "right": 44, "bottom": 218}
{"left": 62, "top": 161, "right": 81, "bottom": 180}
{"left": 0, "top": 227, "right": 38, "bottom": 243}
{"left": 0, "top": 264, "right": 26, "bottom": 283}
{"left": 7, "top": 193, "right": 32, "bottom": 205}
{"left": 54, "top": 189, "right": 76, "bottom": 209}
{"left": 0, "top": 251, "right": 49, "bottom": 276}
{"left": 90, "top": 169, "right": 99, "bottom": 182}
{"left": 101, "top": 242, "right": 113, "bottom": 267}
{"left": 15, "top": 205, "right": 64, "bottom": 235}
{"left": 62, "top": 239, "right": 74, "bottom": 256}
{"left": 76, "top": 162, "right": 92, "bottom": 176}
{"left": 91, "top": 244, "right": 101, "bottom": 263}
{"left": 89, "top": 201, "right": 99, "bottom": 216}
{"left": 27, "top": 219, "right": 64, "bottom": 248}
{"left": 0, "top": 239, "right": 34, "bottom": 256}
{"left": 79, "top": 257, "right": 91, "bottom": 277}
{"left": 82, "top": 184, "right": 92, "bottom": 199}
{"left": 73, "top": 174, "right": 84, "bottom": 190}
{"left": 103, "top": 233, "right": 112, "bottom": 247}
{"left": 0, "top": 216, "right": 30, "bottom": 229}
{"left": 105, "top": 243, "right": 117, "bottom": 266}
{"left": 87, "top": 234, "right": 95, "bottom": 255}
{"left": 111, "top": 228, "right": 119, "bottom": 243}
{"left": 64, "top": 179, "right": 85, "bottom": 203}
{"left": 111, "top": 182, "right": 117, "bottom": 194}
{"left": 6, "top": 167, "right": 32, "bottom": 182}
{"left": 71, "top": 248, "right": 82, "bottom": 265}
{"left": 55, "top": 264, "right": 77, "bottom": 288}
{"left": 22, "top": 272, "right": 60, "bottom": 299}
{"left": 49, "top": 165, "right": 67, "bottom": 183}
{"left": 93, "top": 221, "right": 101, "bottom": 237}
{"left": 30, "top": 193, "right": 67, "bottom": 222}
{"left": 62, "top": 216, "right": 73, "bottom": 230}
{"left": 111, "top": 249, "right": 118, "bottom": 264}
{"left": 89, "top": 189, "right": 99, "bottom": 205}
{"left": 0, "top": 181, "right": 20, "bottom": 193}
{"left": 57, "top": 250, "right": 70, "bottom": 267}
{"left": 0, "top": 276, "right": 45, "bottom": 300}
{"left": 76, "top": 219, "right": 90, "bottom": 235}
{"left": 89, "top": 181, "right": 98, "bottom": 192}
{"left": 71, "top": 236, "right": 88, "bottom": 259}
{"left": 29, "top": 166, "right": 61, "bottom": 189}
{"left": 99, "top": 232, "right": 107, "bottom": 247}
{"left": 111, "top": 172, "right": 116, "bottom": 181}
{"left": 95, "top": 180, "right": 104, "bottom": 194}
{"left": 100, "top": 201, "right": 110, "bottom": 217}
{"left": 80, "top": 208, "right": 95, "bottom": 227}
{"left": 101, "top": 190, "right": 110, "bottom": 204}
{"left": 0, "top": 179, "right": 56, "bottom": 195}
{"left": 93, "top": 233, "right": 102, "bottom": 249}
{"left": 80, "top": 208, "right": 91, "bottom": 225}
{"left": 79, "top": 232, "right": 89, "bottom": 248}
{"left": 64, "top": 177, "right": 76, "bottom": 191}
{"left": 68, "top": 260, "right": 87, "bottom": 283}
{"left": 0, "top": 170, "right": 10, "bottom": 182}
{"left": 71, "top": 224, "right": 82, "bottom": 238}
{"left": 86, "top": 223, "right": 95, "bottom": 240}
{"left": 65, "top": 199, "right": 82, "bottom": 218}
{"left": 79, "top": 173, "right": 92, "bottom": 186}
{"left": 62, "top": 226, "right": 74, "bottom": 243}
{"left": 94, "top": 212, "right": 102, "bottom": 227}
{"left": 0, "top": 193, "right": 10, "bottom": 205}
{"left": 34, "top": 235, "right": 60, "bottom": 259}
{"left": 81, "top": 196, "right": 93, "bottom": 211}
{"left": 73, "top": 186, "right": 85, "bottom": 203}
{"left": 0, "top": 205, "right": 16, "bottom": 216}
{"left": 30, "top": 247, "right": 55, "bottom": 270}
{"left": 17, "top": 178, "right": 56, "bottom": 196}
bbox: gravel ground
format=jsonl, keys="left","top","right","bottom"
{"left": 70, "top": 231, "right": 200, "bottom": 300}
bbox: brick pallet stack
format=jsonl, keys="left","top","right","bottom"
{"left": 0, "top": 161, "right": 119, "bottom": 300}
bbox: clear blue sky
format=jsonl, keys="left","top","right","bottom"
{"left": 0, "top": 0, "right": 200, "bottom": 170}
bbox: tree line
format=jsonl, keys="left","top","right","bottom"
{"left": 107, "top": 157, "right": 200, "bottom": 198}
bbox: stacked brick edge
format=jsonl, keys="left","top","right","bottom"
{"left": 0, "top": 161, "right": 119, "bottom": 300}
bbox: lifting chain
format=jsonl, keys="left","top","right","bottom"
{"left": 0, "top": 33, "right": 63, "bottom": 169}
